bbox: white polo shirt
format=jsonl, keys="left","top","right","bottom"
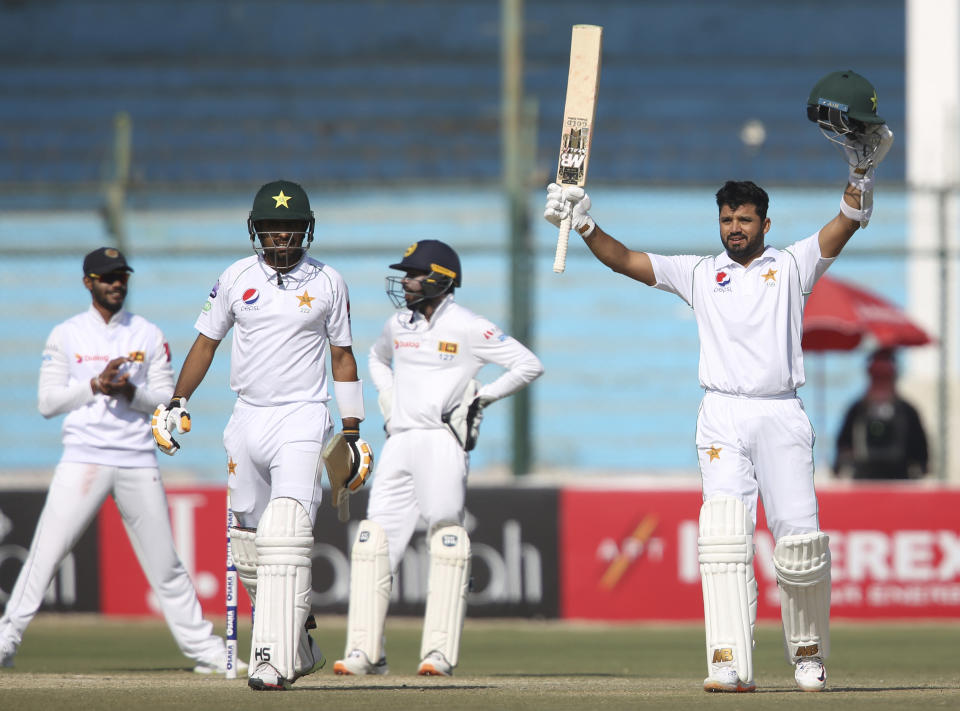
{"left": 38, "top": 307, "right": 174, "bottom": 466}
{"left": 196, "top": 255, "right": 353, "bottom": 407}
{"left": 368, "top": 295, "right": 543, "bottom": 433}
{"left": 648, "top": 233, "right": 833, "bottom": 397}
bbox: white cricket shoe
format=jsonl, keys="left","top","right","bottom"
{"left": 795, "top": 657, "right": 827, "bottom": 692}
{"left": 248, "top": 662, "right": 288, "bottom": 691}
{"left": 703, "top": 665, "right": 755, "bottom": 692}
{"left": 292, "top": 632, "right": 326, "bottom": 682}
{"left": 417, "top": 651, "right": 453, "bottom": 677}
{"left": 333, "top": 649, "right": 389, "bottom": 676}
{"left": 0, "top": 639, "right": 15, "bottom": 669}
{"left": 192, "top": 651, "right": 248, "bottom": 675}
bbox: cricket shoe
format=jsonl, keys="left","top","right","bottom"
{"left": 193, "top": 651, "right": 248, "bottom": 675}
{"left": 292, "top": 631, "right": 326, "bottom": 682}
{"left": 417, "top": 651, "right": 453, "bottom": 677}
{"left": 333, "top": 649, "right": 389, "bottom": 676}
{"left": 248, "top": 662, "right": 289, "bottom": 691}
{"left": 703, "top": 666, "right": 755, "bottom": 692}
{"left": 795, "top": 657, "right": 827, "bottom": 692}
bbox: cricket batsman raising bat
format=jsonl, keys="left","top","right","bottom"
{"left": 552, "top": 24, "right": 602, "bottom": 274}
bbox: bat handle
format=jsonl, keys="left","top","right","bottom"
{"left": 553, "top": 215, "right": 571, "bottom": 273}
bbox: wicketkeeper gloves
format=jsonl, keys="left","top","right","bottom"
{"left": 152, "top": 396, "right": 191, "bottom": 455}
{"left": 543, "top": 183, "right": 596, "bottom": 237}
{"left": 441, "top": 379, "right": 487, "bottom": 451}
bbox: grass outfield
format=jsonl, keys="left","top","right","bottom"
{"left": 0, "top": 615, "right": 957, "bottom": 710}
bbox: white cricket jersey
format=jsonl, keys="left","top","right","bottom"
{"left": 196, "top": 254, "right": 352, "bottom": 407}
{"left": 37, "top": 307, "right": 174, "bottom": 466}
{"left": 368, "top": 295, "right": 543, "bottom": 433}
{"left": 649, "top": 233, "right": 833, "bottom": 397}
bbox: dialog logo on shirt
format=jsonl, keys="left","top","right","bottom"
{"left": 394, "top": 339, "right": 420, "bottom": 350}
{"left": 75, "top": 353, "right": 109, "bottom": 364}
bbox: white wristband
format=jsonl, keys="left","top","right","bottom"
{"left": 333, "top": 380, "right": 365, "bottom": 421}
{"left": 840, "top": 196, "right": 868, "bottom": 222}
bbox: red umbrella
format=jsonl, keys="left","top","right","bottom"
{"left": 802, "top": 274, "right": 934, "bottom": 352}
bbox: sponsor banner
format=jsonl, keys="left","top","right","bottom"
{"left": 99, "top": 487, "right": 558, "bottom": 619}
{"left": 560, "top": 487, "right": 960, "bottom": 620}
{"left": 0, "top": 492, "right": 99, "bottom": 614}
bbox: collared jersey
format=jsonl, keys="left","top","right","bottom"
{"left": 38, "top": 306, "right": 174, "bottom": 466}
{"left": 196, "top": 255, "right": 352, "bottom": 407}
{"left": 648, "top": 233, "right": 833, "bottom": 397}
{"left": 368, "top": 296, "right": 543, "bottom": 433}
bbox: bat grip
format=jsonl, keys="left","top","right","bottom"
{"left": 553, "top": 215, "right": 571, "bottom": 273}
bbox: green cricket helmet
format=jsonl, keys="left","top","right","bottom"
{"left": 246, "top": 179, "right": 315, "bottom": 272}
{"left": 806, "top": 70, "right": 884, "bottom": 135}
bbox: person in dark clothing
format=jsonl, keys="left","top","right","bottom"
{"left": 834, "top": 348, "right": 929, "bottom": 479}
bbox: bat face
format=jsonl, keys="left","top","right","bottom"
{"left": 556, "top": 24, "right": 603, "bottom": 188}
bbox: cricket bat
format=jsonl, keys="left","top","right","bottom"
{"left": 553, "top": 24, "right": 603, "bottom": 274}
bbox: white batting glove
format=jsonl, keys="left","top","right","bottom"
{"left": 543, "top": 183, "right": 596, "bottom": 236}
{"left": 151, "top": 396, "right": 191, "bottom": 456}
{"left": 343, "top": 431, "right": 373, "bottom": 492}
{"left": 843, "top": 123, "right": 894, "bottom": 188}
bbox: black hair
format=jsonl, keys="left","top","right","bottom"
{"left": 715, "top": 181, "right": 769, "bottom": 221}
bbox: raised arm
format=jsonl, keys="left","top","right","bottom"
{"left": 544, "top": 183, "right": 656, "bottom": 285}
{"left": 818, "top": 123, "right": 894, "bottom": 258}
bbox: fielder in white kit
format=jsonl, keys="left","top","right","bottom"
{"left": 152, "top": 180, "right": 373, "bottom": 691}
{"left": 543, "top": 71, "right": 894, "bottom": 692}
{"left": 333, "top": 240, "right": 543, "bottom": 677}
{"left": 0, "top": 247, "right": 235, "bottom": 673}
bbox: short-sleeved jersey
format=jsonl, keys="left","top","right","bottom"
{"left": 368, "top": 296, "right": 543, "bottom": 433}
{"left": 195, "top": 255, "right": 352, "bottom": 407}
{"left": 648, "top": 233, "right": 833, "bottom": 396}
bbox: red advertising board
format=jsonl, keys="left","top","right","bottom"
{"left": 97, "top": 483, "right": 960, "bottom": 621}
{"left": 559, "top": 485, "right": 960, "bottom": 620}
{"left": 99, "top": 487, "right": 252, "bottom": 617}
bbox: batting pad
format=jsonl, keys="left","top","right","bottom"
{"left": 229, "top": 526, "right": 258, "bottom": 602}
{"left": 773, "top": 531, "right": 831, "bottom": 664}
{"left": 252, "top": 497, "right": 314, "bottom": 682}
{"left": 420, "top": 525, "right": 471, "bottom": 667}
{"left": 344, "top": 520, "right": 392, "bottom": 663}
{"left": 698, "top": 497, "right": 757, "bottom": 685}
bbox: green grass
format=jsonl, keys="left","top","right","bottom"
{"left": 1, "top": 615, "right": 957, "bottom": 710}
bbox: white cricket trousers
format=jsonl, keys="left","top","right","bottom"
{"left": 367, "top": 428, "right": 468, "bottom": 572}
{"left": 696, "top": 391, "right": 819, "bottom": 541}
{"left": 223, "top": 399, "right": 332, "bottom": 529}
{"left": 0, "top": 461, "right": 222, "bottom": 662}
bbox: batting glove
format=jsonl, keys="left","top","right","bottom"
{"left": 543, "top": 183, "right": 596, "bottom": 236}
{"left": 151, "top": 396, "right": 191, "bottom": 456}
{"left": 342, "top": 429, "right": 374, "bottom": 492}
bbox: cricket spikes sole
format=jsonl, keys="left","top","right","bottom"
{"left": 703, "top": 666, "right": 756, "bottom": 693}
{"left": 247, "top": 662, "right": 289, "bottom": 691}
{"left": 795, "top": 657, "right": 827, "bottom": 692}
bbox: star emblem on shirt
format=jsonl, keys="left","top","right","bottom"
{"left": 273, "top": 190, "right": 291, "bottom": 208}
{"left": 297, "top": 290, "right": 315, "bottom": 308}
{"left": 227, "top": 457, "right": 237, "bottom": 476}
{"left": 762, "top": 268, "right": 778, "bottom": 283}
{"left": 707, "top": 446, "right": 722, "bottom": 462}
